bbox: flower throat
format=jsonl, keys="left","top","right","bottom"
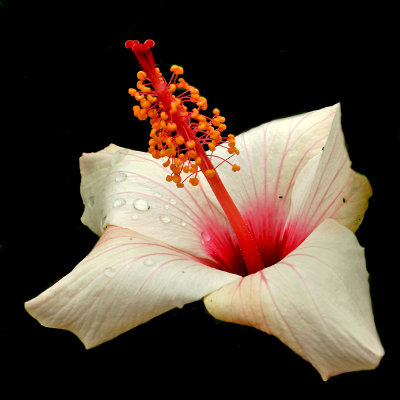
{"left": 125, "top": 39, "right": 263, "bottom": 275}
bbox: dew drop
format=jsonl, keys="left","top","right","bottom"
{"left": 113, "top": 198, "right": 126, "bottom": 208}
{"left": 104, "top": 267, "right": 116, "bottom": 278}
{"left": 154, "top": 192, "right": 162, "bottom": 198}
{"left": 88, "top": 196, "right": 95, "bottom": 208}
{"left": 169, "top": 198, "right": 177, "bottom": 205}
{"left": 201, "top": 231, "right": 211, "bottom": 242}
{"left": 143, "top": 258, "right": 155, "bottom": 266}
{"left": 164, "top": 204, "right": 170, "bottom": 210}
{"left": 160, "top": 215, "right": 171, "bottom": 224}
{"left": 115, "top": 172, "right": 127, "bottom": 182}
{"left": 180, "top": 221, "right": 187, "bottom": 227}
{"left": 133, "top": 198, "right": 150, "bottom": 211}
{"left": 132, "top": 214, "right": 138, "bottom": 220}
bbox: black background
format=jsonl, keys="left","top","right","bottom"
{"left": 1, "top": 0, "right": 398, "bottom": 396}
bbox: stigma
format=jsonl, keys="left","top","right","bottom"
{"left": 125, "top": 39, "right": 240, "bottom": 188}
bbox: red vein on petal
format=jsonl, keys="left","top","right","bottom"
{"left": 259, "top": 270, "right": 307, "bottom": 357}
{"left": 279, "top": 260, "right": 346, "bottom": 355}
{"left": 284, "top": 252, "right": 368, "bottom": 323}
{"left": 282, "top": 134, "right": 328, "bottom": 199}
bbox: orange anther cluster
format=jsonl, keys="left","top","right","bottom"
{"left": 128, "top": 61, "right": 240, "bottom": 188}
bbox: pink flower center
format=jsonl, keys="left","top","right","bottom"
{"left": 200, "top": 201, "right": 308, "bottom": 276}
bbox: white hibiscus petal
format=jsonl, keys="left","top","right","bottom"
{"left": 286, "top": 105, "right": 352, "bottom": 243}
{"left": 210, "top": 104, "right": 338, "bottom": 212}
{"left": 330, "top": 170, "right": 372, "bottom": 232}
{"left": 204, "top": 219, "right": 384, "bottom": 380}
{"left": 25, "top": 226, "right": 239, "bottom": 349}
{"left": 80, "top": 144, "right": 231, "bottom": 258}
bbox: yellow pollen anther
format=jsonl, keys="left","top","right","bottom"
{"left": 147, "top": 94, "right": 157, "bottom": 103}
{"left": 189, "top": 177, "right": 199, "bottom": 186}
{"left": 166, "top": 175, "right": 173, "bottom": 182}
{"left": 186, "top": 140, "right": 196, "bottom": 149}
{"left": 227, "top": 147, "right": 237, "bottom": 154}
{"left": 191, "top": 108, "right": 199, "bottom": 118}
{"left": 128, "top": 88, "right": 136, "bottom": 96}
{"left": 187, "top": 150, "right": 197, "bottom": 159}
{"left": 175, "top": 136, "right": 185, "bottom": 145}
{"left": 137, "top": 71, "right": 147, "bottom": 80}
{"left": 195, "top": 157, "right": 202, "bottom": 165}
{"left": 134, "top": 92, "right": 144, "bottom": 101}
{"left": 132, "top": 105, "right": 140, "bottom": 117}
{"left": 198, "top": 122, "right": 207, "bottom": 131}
{"left": 213, "top": 108, "right": 220, "bottom": 115}
{"left": 232, "top": 164, "right": 240, "bottom": 172}
{"left": 205, "top": 169, "right": 215, "bottom": 178}
{"left": 167, "top": 122, "right": 177, "bottom": 131}
{"left": 176, "top": 182, "right": 184, "bottom": 188}
{"left": 138, "top": 109, "right": 148, "bottom": 120}
{"left": 170, "top": 65, "right": 184, "bottom": 75}
{"left": 172, "top": 175, "right": 182, "bottom": 183}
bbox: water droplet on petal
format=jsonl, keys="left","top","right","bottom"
{"left": 180, "top": 221, "right": 187, "bottom": 227}
{"left": 143, "top": 258, "right": 155, "bottom": 266}
{"left": 104, "top": 267, "right": 116, "bottom": 278}
{"left": 169, "top": 198, "right": 177, "bottom": 205}
{"left": 115, "top": 172, "right": 127, "bottom": 182}
{"left": 88, "top": 196, "right": 95, "bottom": 208}
{"left": 133, "top": 198, "right": 150, "bottom": 211}
{"left": 132, "top": 214, "right": 138, "bottom": 220}
{"left": 154, "top": 192, "right": 162, "bottom": 198}
{"left": 160, "top": 215, "right": 171, "bottom": 224}
{"left": 201, "top": 231, "right": 211, "bottom": 242}
{"left": 111, "top": 149, "right": 128, "bottom": 165}
{"left": 164, "top": 204, "right": 170, "bottom": 210}
{"left": 113, "top": 198, "right": 126, "bottom": 208}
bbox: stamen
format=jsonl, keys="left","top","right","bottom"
{"left": 126, "top": 40, "right": 264, "bottom": 275}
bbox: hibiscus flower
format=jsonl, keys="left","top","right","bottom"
{"left": 25, "top": 40, "right": 383, "bottom": 381}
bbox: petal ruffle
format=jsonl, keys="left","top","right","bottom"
{"left": 204, "top": 219, "right": 384, "bottom": 380}
{"left": 80, "top": 145, "right": 232, "bottom": 259}
{"left": 25, "top": 226, "right": 238, "bottom": 349}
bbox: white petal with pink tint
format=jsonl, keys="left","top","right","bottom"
{"left": 204, "top": 219, "right": 384, "bottom": 380}
{"left": 80, "top": 144, "right": 231, "bottom": 259}
{"left": 330, "top": 170, "right": 372, "bottom": 232}
{"left": 209, "top": 105, "right": 338, "bottom": 212}
{"left": 285, "top": 106, "right": 352, "bottom": 244}
{"left": 25, "top": 226, "right": 239, "bottom": 349}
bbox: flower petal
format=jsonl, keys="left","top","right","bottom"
{"left": 206, "top": 105, "right": 341, "bottom": 263}
{"left": 210, "top": 104, "right": 338, "bottom": 212}
{"left": 284, "top": 105, "right": 351, "bottom": 246}
{"left": 204, "top": 219, "right": 384, "bottom": 380}
{"left": 330, "top": 170, "right": 372, "bottom": 232}
{"left": 25, "top": 226, "right": 239, "bottom": 349}
{"left": 80, "top": 144, "right": 231, "bottom": 258}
